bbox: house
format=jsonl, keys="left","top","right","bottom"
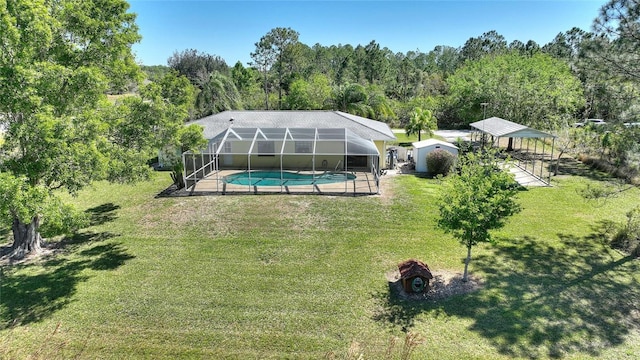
{"left": 186, "top": 110, "right": 396, "bottom": 171}
{"left": 412, "top": 139, "right": 458, "bottom": 173}
{"left": 180, "top": 110, "right": 397, "bottom": 195}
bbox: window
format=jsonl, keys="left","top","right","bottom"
{"left": 257, "top": 141, "right": 275, "bottom": 156}
{"left": 223, "top": 141, "right": 232, "bottom": 153}
{"left": 295, "top": 141, "right": 313, "bottom": 154}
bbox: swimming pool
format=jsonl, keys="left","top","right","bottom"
{"left": 223, "top": 170, "right": 356, "bottom": 186}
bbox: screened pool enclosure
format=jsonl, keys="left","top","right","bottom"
{"left": 183, "top": 127, "right": 382, "bottom": 195}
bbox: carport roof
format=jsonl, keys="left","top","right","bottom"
{"left": 470, "top": 117, "right": 554, "bottom": 138}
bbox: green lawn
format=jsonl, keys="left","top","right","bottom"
{"left": 1, "top": 172, "right": 639, "bottom": 359}
{"left": 390, "top": 129, "right": 445, "bottom": 146}
{"left": 390, "top": 129, "right": 418, "bottom": 144}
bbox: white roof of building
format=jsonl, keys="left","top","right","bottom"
{"left": 470, "top": 117, "right": 554, "bottom": 138}
{"left": 412, "top": 139, "right": 458, "bottom": 150}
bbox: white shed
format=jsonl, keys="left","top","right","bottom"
{"left": 412, "top": 139, "right": 458, "bottom": 173}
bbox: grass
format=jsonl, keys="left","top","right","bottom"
{"left": 390, "top": 130, "right": 446, "bottom": 146}
{"left": 1, "top": 172, "right": 639, "bottom": 359}
{"left": 391, "top": 130, "right": 418, "bottom": 145}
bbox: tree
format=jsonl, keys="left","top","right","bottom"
{"left": 250, "top": 38, "right": 276, "bottom": 109}
{"left": 405, "top": 107, "right": 437, "bottom": 141}
{"left": 393, "top": 96, "right": 439, "bottom": 128}
{"left": 285, "top": 73, "right": 331, "bottom": 110}
{"left": 286, "top": 78, "right": 314, "bottom": 110}
{"left": 167, "top": 50, "right": 231, "bottom": 117}
{"left": 141, "top": 65, "right": 172, "bottom": 83}
{"left": 460, "top": 30, "right": 508, "bottom": 62}
{"left": 231, "top": 61, "right": 263, "bottom": 109}
{"left": 437, "top": 150, "right": 522, "bottom": 282}
{"left": 430, "top": 45, "right": 461, "bottom": 76}
{"left": 250, "top": 27, "right": 300, "bottom": 110}
{"left": 231, "top": 61, "right": 258, "bottom": 94}
{"left": 167, "top": 49, "right": 229, "bottom": 84}
{"left": 150, "top": 71, "right": 206, "bottom": 187}
{"left": 156, "top": 70, "right": 197, "bottom": 120}
{"left": 195, "top": 71, "right": 242, "bottom": 116}
{"left": 331, "top": 83, "right": 371, "bottom": 116}
{"left": 365, "top": 85, "right": 396, "bottom": 122}
{"left": 445, "top": 53, "right": 584, "bottom": 129}
{"left": 0, "top": 0, "right": 192, "bottom": 258}
{"left": 591, "top": 0, "right": 640, "bottom": 81}
{"left": 509, "top": 40, "right": 540, "bottom": 57}
{"left": 362, "top": 40, "right": 390, "bottom": 84}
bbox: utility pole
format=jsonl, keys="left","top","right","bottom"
{"left": 480, "top": 102, "right": 489, "bottom": 147}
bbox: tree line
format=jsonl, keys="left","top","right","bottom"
{"left": 142, "top": 1, "right": 639, "bottom": 133}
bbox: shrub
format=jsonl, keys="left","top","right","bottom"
{"left": 426, "top": 150, "right": 456, "bottom": 176}
{"left": 580, "top": 155, "right": 640, "bottom": 185}
{"left": 453, "top": 138, "right": 472, "bottom": 155}
{"left": 611, "top": 206, "right": 640, "bottom": 257}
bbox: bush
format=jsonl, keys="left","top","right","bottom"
{"left": 426, "top": 150, "right": 456, "bottom": 176}
{"left": 579, "top": 155, "right": 640, "bottom": 185}
{"left": 611, "top": 206, "right": 640, "bottom": 257}
{"left": 453, "top": 138, "right": 472, "bottom": 155}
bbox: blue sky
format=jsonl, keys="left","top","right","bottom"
{"left": 128, "top": 0, "right": 608, "bottom": 66}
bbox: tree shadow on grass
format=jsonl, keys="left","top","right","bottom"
{"left": 85, "top": 203, "right": 121, "bottom": 227}
{"left": 554, "top": 157, "right": 612, "bottom": 182}
{"left": 0, "top": 202, "right": 133, "bottom": 329}
{"left": 0, "top": 239, "right": 134, "bottom": 329}
{"left": 372, "top": 231, "right": 640, "bottom": 358}
{"left": 371, "top": 280, "right": 427, "bottom": 333}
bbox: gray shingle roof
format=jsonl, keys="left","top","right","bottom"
{"left": 186, "top": 110, "right": 396, "bottom": 141}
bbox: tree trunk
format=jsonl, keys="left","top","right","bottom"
{"left": 10, "top": 215, "right": 43, "bottom": 259}
{"left": 462, "top": 245, "right": 472, "bottom": 282}
{"left": 278, "top": 71, "right": 283, "bottom": 110}
{"left": 554, "top": 149, "right": 565, "bottom": 176}
{"left": 263, "top": 70, "right": 269, "bottom": 110}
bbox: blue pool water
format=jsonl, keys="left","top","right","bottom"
{"left": 224, "top": 171, "right": 356, "bottom": 186}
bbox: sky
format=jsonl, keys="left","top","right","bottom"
{"left": 128, "top": 0, "right": 608, "bottom": 66}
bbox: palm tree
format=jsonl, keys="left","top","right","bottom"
{"left": 406, "top": 107, "right": 437, "bottom": 141}
{"left": 196, "top": 72, "right": 242, "bottom": 116}
{"left": 330, "top": 83, "right": 373, "bottom": 117}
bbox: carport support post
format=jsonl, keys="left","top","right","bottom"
{"left": 540, "top": 138, "right": 546, "bottom": 180}
{"left": 549, "top": 137, "right": 555, "bottom": 183}
{"left": 182, "top": 151, "right": 187, "bottom": 190}
{"left": 517, "top": 138, "right": 522, "bottom": 167}
{"left": 524, "top": 138, "right": 533, "bottom": 173}
{"left": 192, "top": 154, "right": 196, "bottom": 184}
{"left": 534, "top": 138, "right": 538, "bottom": 179}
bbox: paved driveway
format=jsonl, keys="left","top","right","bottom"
{"left": 433, "top": 130, "right": 472, "bottom": 142}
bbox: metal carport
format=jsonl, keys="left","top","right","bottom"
{"left": 470, "top": 117, "right": 555, "bottom": 185}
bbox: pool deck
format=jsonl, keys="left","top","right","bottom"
{"left": 187, "top": 170, "right": 380, "bottom": 195}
